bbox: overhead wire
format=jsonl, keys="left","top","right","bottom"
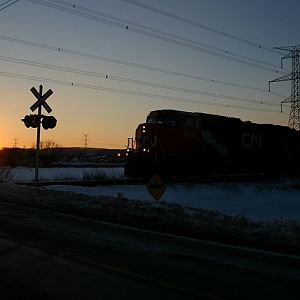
{"left": 0, "top": 1, "right": 286, "bottom": 110}
{"left": 119, "top": 0, "right": 282, "bottom": 56}
{"left": 26, "top": 0, "right": 284, "bottom": 74}
{"left": 0, "top": 71, "right": 283, "bottom": 114}
{"left": 0, "top": 34, "right": 285, "bottom": 98}
{"left": 0, "top": 54, "right": 279, "bottom": 106}
{"left": 0, "top": 0, "right": 14, "bottom": 6}
{"left": 0, "top": 0, "right": 20, "bottom": 12}
{"left": 48, "top": 0, "right": 283, "bottom": 71}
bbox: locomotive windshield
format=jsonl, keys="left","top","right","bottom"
{"left": 146, "top": 115, "right": 176, "bottom": 127}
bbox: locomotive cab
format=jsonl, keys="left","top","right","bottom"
{"left": 125, "top": 110, "right": 204, "bottom": 178}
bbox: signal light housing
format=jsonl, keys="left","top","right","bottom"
{"left": 21, "top": 114, "right": 40, "bottom": 128}
{"left": 22, "top": 114, "right": 57, "bottom": 129}
{"left": 42, "top": 116, "right": 57, "bottom": 130}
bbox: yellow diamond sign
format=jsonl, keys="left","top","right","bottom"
{"left": 147, "top": 173, "right": 167, "bottom": 201}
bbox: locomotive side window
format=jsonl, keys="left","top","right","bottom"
{"left": 157, "top": 116, "right": 176, "bottom": 126}
{"left": 146, "top": 115, "right": 177, "bottom": 127}
{"left": 146, "top": 116, "right": 156, "bottom": 123}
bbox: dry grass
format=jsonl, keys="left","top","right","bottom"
{"left": 0, "top": 167, "right": 15, "bottom": 183}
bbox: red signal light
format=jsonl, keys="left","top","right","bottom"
{"left": 30, "top": 115, "right": 39, "bottom": 128}
{"left": 21, "top": 114, "right": 40, "bottom": 128}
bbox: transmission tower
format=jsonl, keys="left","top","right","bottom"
{"left": 83, "top": 133, "right": 89, "bottom": 148}
{"left": 269, "top": 45, "right": 300, "bottom": 130}
{"left": 13, "top": 138, "right": 18, "bottom": 148}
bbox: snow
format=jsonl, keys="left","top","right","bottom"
{"left": 47, "top": 180, "right": 300, "bottom": 223}
{"left": 3, "top": 167, "right": 300, "bottom": 223}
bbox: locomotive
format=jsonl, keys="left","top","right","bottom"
{"left": 124, "top": 109, "right": 300, "bottom": 178}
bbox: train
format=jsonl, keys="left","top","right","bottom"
{"left": 124, "top": 109, "right": 300, "bottom": 178}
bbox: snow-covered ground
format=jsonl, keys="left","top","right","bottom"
{"left": 48, "top": 181, "right": 300, "bottom": 222}
{"left": 3, "top": 167, "right": 300, "bottom": 223}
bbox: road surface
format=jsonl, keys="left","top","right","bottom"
{"left": 0, "top": 201, "right": 299, "bottom": 299}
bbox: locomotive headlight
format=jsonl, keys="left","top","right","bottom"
{"left": 142, "top": 125, "right": 146, "bottom": 133}
{"left": 143, "top": 148, "right": 147, "bottom": 152}
{"left": 142, "top": 130, "right": 146, "bottom": 133}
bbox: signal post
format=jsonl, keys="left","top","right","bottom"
{"left": 22, "top": 85, "right": 57, "bottom": 184}
{"left": 35, "top": 85, "right": 43, "bottom": 185}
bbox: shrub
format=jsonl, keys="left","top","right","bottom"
{"left": 0, "top": 167, "right": 15, "bottom": 183}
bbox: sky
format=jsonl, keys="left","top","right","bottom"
{"left": 0, "top": 0, "right": 299, "bottom": 149}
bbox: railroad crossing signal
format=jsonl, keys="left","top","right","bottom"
{"left": 147, "top": 173, "right": 167, "bottom": 201}
{"left": 22, "top": 114, "right": 57, "bottom": 129}
{"left": 22, "top": 84, "right": 56, "bottom": 130}
{"left": 22, "top": 85, "right": 56, "bottom": 184}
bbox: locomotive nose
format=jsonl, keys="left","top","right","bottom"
{"left": 136, "top": 123, "right": 147, "bottom": 137}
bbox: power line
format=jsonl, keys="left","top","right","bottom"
{"left": 0, "top": 70, "right": 283, "bottom": 114}
{"left": 47, "top": 0, "right": 283, "bottom": 70}
{"left": 0, "top": 34, "right": 284, "bottom": 97}
{"left": 48, "top": 0, "right": 283, "bottom": 70}
{"left": 26, "top": 0, "right": 284, "bottom": 73}
{"left": 119, "top": 0, "right": 283, "bottom": 56}
{"left": 0, "top": 54, "right": 279, "bottom": 106}
{"left": 0, "top": 0, "right": 20, "bottom": 12}
{"left": 0, "top": 0, "right": 14, "bottom": 6}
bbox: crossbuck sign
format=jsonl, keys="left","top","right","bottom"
{"left": 30, "top": 86, "right": 53, "bottom": 113}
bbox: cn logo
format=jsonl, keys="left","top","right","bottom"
{"left": 242, "top": 133, "right": 262, "bottom": 148}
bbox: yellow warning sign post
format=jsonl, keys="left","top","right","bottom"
{"left": 147, "top": 173, "right": 167, "bottom": 201}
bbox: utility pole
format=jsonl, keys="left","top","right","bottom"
{"left": 269, "top": 45, "right": 300, "bottom": 130}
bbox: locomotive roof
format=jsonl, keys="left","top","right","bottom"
{"left": 148, "top": 109, "right": 290, "bottom": 130}
{"left": 148, "top": 109, "right": 236, "bottom": 118}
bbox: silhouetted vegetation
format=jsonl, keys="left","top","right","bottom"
{"left": 0, "top": 167, "right": 15, "bottom": 183}
{"left": 0, "top": 143, "right": 126, "bottom": 167}
{"left": 39, "top": 140, "right": 62, "bottom": 167}
{"left": 0, "top": 147, "right": 33, "bottom": 167}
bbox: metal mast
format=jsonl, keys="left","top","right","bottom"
{"left": 269, "top": 45, "right": 300, "bottom": 130}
